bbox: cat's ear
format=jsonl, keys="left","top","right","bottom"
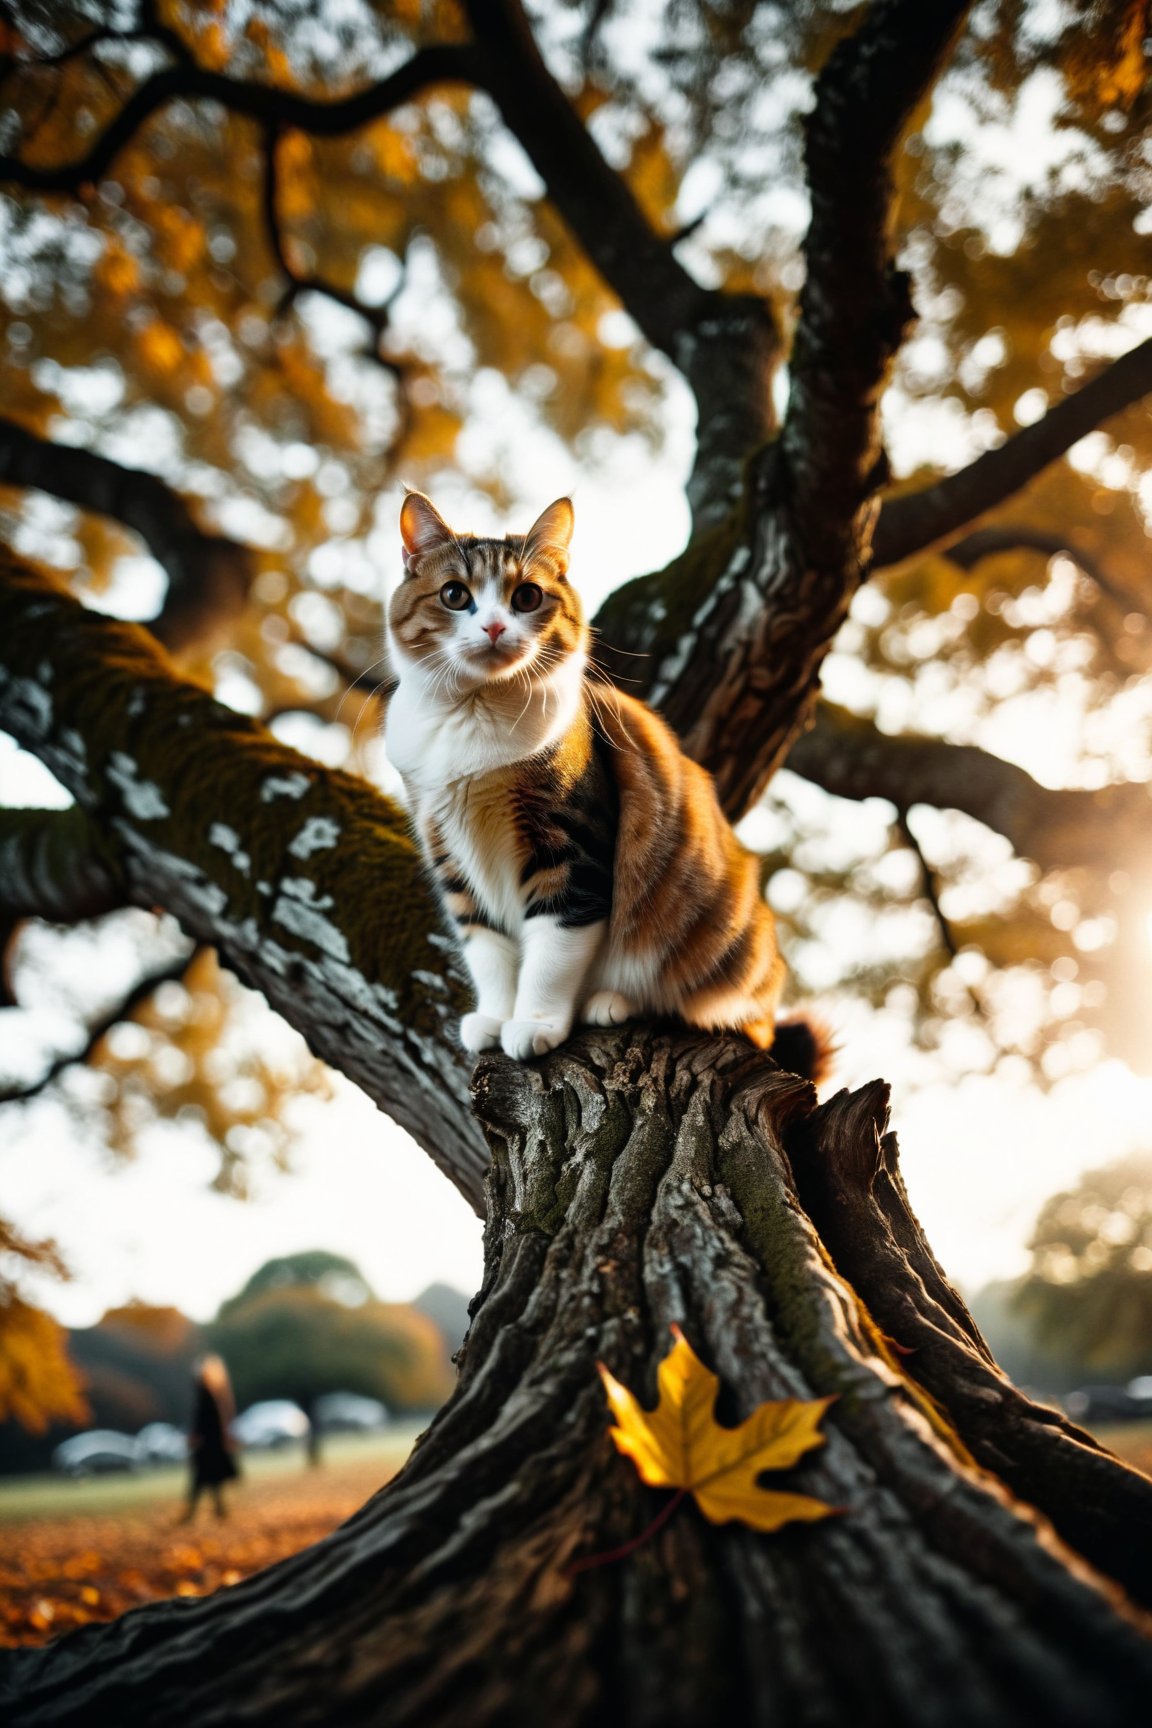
{"left": 400, "top": 491, "right": 454, "bottom": 565}
{"left": 524, "top": 497, "right": 574, "bottom": 573}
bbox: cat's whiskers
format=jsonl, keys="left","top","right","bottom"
{"left": 510, "top": 658, "right": 541, "bottom": 732}
{"left": 349, "top": 669, "right": 404, "bottom": 757}
{"left": 334, "top": 650, "right": 393, "bottom": 728}
{"left": 583, "top": 676, "right": 636, "bottom": 756}
{"left": 430, "top": 653, "right": 461, "bottom": 708}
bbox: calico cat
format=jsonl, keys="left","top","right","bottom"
{"left": 386, "top": 491, "right": 829, "bottom": 1079}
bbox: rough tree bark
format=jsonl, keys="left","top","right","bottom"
{"left": 5, "top": 1033, "right": 1152, "bottom": 1726}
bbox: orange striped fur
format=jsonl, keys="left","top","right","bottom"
{"left": 385, "top": 492, "right": 826, "bottom": 1079}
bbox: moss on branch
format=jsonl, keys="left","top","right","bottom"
{"left": 0, "top": 552, "right": 486, "bottom": 1207}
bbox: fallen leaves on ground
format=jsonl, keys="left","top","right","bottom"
{"left": 0, "top": 1453, "right": 401, "bottom": 1647}
{"left": 598, "top": 1326, "right": 838, "bottom": 1532}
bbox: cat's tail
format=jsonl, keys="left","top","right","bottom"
{"left": 743, "top": 1013, "right": 837, "bottom": 1084}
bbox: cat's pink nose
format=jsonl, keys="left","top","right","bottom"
{"left": 483, "top": 621, "right": 506, "bottom": 644}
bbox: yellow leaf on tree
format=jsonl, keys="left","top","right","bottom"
{"left": 137, "top": 320, "right": 184, "bottom": 374}
{"left": 598, "top": 1326, "right": 837, "bottom": 1533}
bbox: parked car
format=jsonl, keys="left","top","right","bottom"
{"left": 137, "top": 1421, "right": 189, "bottom": 1464}
{"left": 1126, "top": 1376, "right": 1152, "bottom": 1415}
{"left": 313, "top": 1392, "right": 389, "bottom": 1434}
{"left": 53, "top": 1430, "right": 144, "bottom": 1478}
{"left": 231, "top": 1400, "right": 311, "bottom": 1450}
{"left": 1063, "top": 1385, "right": 1142, "bottom": 1424}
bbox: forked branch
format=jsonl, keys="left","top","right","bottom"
{"left": 938, "top": 526, "right": 1134, "bottom": 611}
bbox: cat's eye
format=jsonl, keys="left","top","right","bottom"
{"left": 440, "top": 581, "right": 472, "bottom": 611}
{"left": 511, "top": 582, "right": 543, "bottom": 613}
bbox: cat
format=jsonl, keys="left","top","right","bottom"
{"left": 385, "top": 490, "right": 830, "bottom": 1080}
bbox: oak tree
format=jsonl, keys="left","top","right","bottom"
{"left": 2, "top": 1, "right": 1152, "bottom": 1721}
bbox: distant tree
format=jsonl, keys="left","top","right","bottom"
{"left": 67, "top": 1303, "right": 202, "bottom": 1430}
{"left": 0, "top": 1223, "right": 87, "bottom": 1434}
{"left": 99, "top": 1299, "right": 201, "bottom": 1355}
{"left": 218, "top": 1250, "right": 374, "bottom": 1316}
{"left": 968, "top": 1278, "right": 1085, "bottom": 1396}
{"left": 1014, "top": 1152, "right": 1152, "bottom": 1381}
{"left": 208, "top": 1285, "right": 453, "bottom": 1417}
{"left": 412, "top": 1281, "right": 471, "bottom": 1355}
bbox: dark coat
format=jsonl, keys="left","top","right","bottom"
{"left": 190, "top": 1383, "right": 239, "bottom": 1487}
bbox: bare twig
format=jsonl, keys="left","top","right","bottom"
{"left": 940, "top": 525, "right": 1138, "bottom": 613}
{"left": 0, "top": 45, "right": 481, "bottom": 193}
{"left": 260, "top": 122, "right": 406, "bottom": 382}
{"left": 0, "top": 947, "right": 196, "bottom": 1106}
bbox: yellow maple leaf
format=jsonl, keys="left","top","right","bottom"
{"left": 598, "top": 1326, "right": 837, "bottom": 1533}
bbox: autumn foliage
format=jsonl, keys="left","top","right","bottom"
{"left": 0, "top": 1226, "right": 86, "bottom": 1436}
{"left": 0, "top": 1444, "right": 406, "bottom": 1648}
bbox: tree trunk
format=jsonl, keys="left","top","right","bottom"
{"left": 5, "top": 1031, "right": 1152, "bottom": 1727}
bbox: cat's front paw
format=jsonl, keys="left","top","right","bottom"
{"left": 580, "top": 989, "right": 634, "bottom": 1027}
{"left": 460, "top": 1012, "right": 504, "bottom": 1053}
{"left": 500, "top": 1019, "right": 569, "bottom": 1061}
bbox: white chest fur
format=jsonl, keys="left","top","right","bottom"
{"left": 385, "top": 648, "right": 587, "bottom": 932}
{"left": 384, "top": 650, "right": 585, "bottom": 787}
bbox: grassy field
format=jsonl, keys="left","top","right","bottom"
{"left": 0, "top": 1426, "right": 418, "bottom": 1523}
{"left": 1092, "top": 1421, "right": 1152, "bottom": 1476}
{"left": 0, "top": 1426, "right": 420, "bottom": 1647}
{"left": 2, "top": 1418, "right": 1149, "bottom": 1650}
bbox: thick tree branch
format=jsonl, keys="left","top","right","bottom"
{"left": 464, "top": 0, "right": 702, "bottom": 348}
{"left": 595, "top": 298, "right": 1152, "bottom": 813}
{"left": 0, "top": 552, "right": 485, "bottom": 1209}
{"left": 0, "top": 804, "right": 126, "bottom": 924}
{"left": 873, "top": 336, "right": 1152, "bottom": 568}
{"left": 0, "top": 418, "right": 255, "bottom": 653}
{"left": 782, "top": 0, "right": 972, "bottom": 570}
{"left": 591, "top": 2, "right": 975, "bottom": 811}
{"left": 786, "top": 701, "right": 1152, "bottom": 874}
